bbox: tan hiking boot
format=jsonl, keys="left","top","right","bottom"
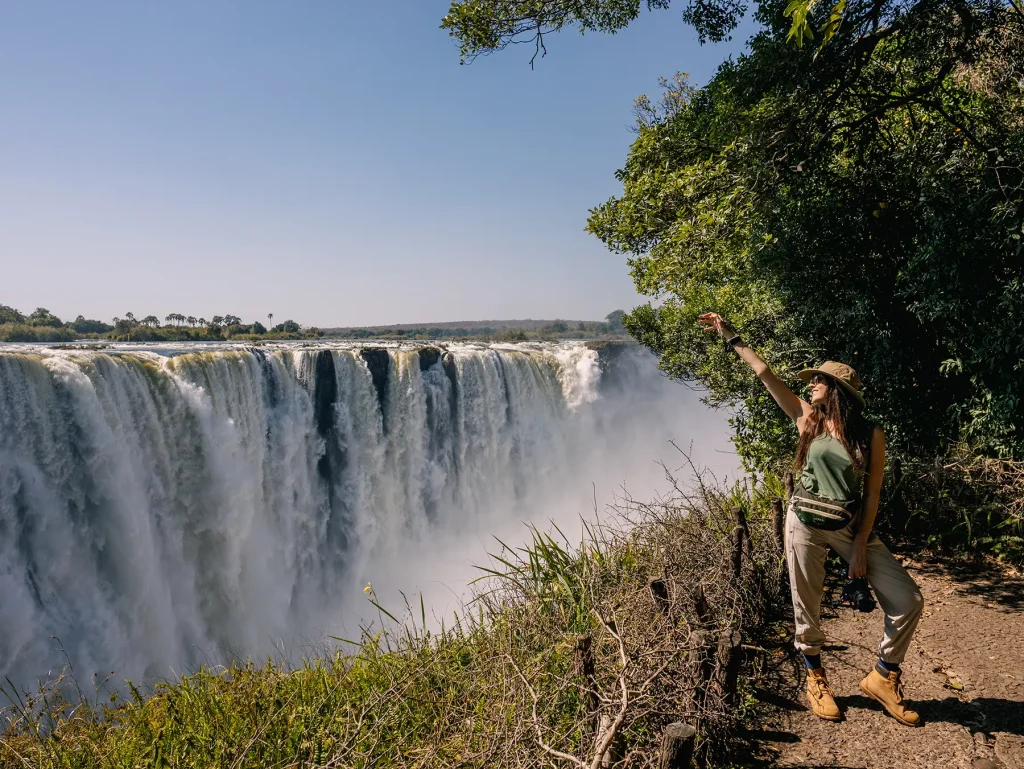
{"left": 859, "top": 664, "right": 921, "bottom": 727}
{"left": 806, "top": 667, "right": 841, "bottom": 721}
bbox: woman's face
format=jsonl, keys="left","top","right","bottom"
{"left": 809, "top": 374, "right": 830, "bottom": 405}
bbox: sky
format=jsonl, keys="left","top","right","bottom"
{"left": 0, "top": 2, "right": 753, "bottom": 328}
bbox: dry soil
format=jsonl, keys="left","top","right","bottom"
{"left": 752, "top": 556, "right": 1024, "bottom": 769}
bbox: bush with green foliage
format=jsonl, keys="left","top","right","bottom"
{"left": 25, "top": 308, "right": 64, "bottom": 328}
{"left": 0, "top": 305, "right": 26, "bottom": 325}
{"left": 72, "top": 316, "right": 113, "bottom": 334}
{"left": 443, "top": 0, "right": 1024, "bottom": 557}
{"left": 0, "top": 324, "right": 77, "bottom": 343}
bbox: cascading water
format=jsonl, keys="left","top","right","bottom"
{"left": 0, "top": 341, "right": 734, "bottom": 690}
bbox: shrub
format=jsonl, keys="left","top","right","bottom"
{"left": 0, "top": 324, "right": 76, "bottom": 343}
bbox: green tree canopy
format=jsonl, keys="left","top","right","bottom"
{"left": 73, "top": 316, "right": 114, "bottom": 334}
{"left": 440, "top": 0, "right": 978, "bottom": 64}
{"left": 605, "top": 309, "right": 626, "bottom": 330}
{"left": 27, "top": 308, "right": 64, "bottom": 328}
{"left": 0, "top": 304, "right": 25, "bottom": 324}
{"left": 583, "top": 1, "right": 1023, "bottom": 467}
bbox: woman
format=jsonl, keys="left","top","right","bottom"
{"left": 699, "top": 312, "right": 924, "bottom": 726}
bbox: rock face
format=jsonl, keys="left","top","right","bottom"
{"left": 417, "top": 346, "right": 442, "bottom": 371}
{"left": 359, "top": 348, "right": 390, "bottom": 411}
{"left": 312, "top": 350, "right": 337, "bottom": 439}
{"left": 442, "top": 352, "right": 458, "bottom": 394}
{"left": 311, "top": 350, "right": 349, "bottom": 553}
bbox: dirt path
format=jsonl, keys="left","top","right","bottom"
{"left": 754, "top": 557, "right": 1024, "bottom": 769}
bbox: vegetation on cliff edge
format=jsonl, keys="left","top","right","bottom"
{"left": 0, "top": 464, "right": 785, "bottom": 769}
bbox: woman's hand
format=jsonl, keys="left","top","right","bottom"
{"left": 698, "top": 312, "right": 736, "bottom": 340}
{"left": 848, "top": 540, "right": 868, "bottom": 579}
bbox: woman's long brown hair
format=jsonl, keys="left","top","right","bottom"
{"left": 794, "top": 376, "right": 873, "bottom": 474}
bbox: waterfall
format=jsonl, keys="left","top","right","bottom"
{"left": 0, "top": 341, "right": 732, "bottom": 690}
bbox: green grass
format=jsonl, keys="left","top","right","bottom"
{"left": 0, "top": 471, "right": 785, "bottom": 769}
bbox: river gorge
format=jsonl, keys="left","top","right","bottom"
{"left": 0, "top": 341, "right": 733, "bottom": 690}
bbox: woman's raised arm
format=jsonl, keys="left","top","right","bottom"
{"left": 698, "top": 313, "right": 812, "bottom": 424}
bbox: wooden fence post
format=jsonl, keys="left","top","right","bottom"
{"left": 717, "top": 630, "right": 743, "bottom": 709}
{"left": 688, "top": 629, "right": 715, "bottom": 716}
{"left": 576, "top": 634, "right": 598, "bottom": 718}
{"left": 658, "top": 722, "right": 696, "bottom": 769}
{"left": 724, "top": 506, "right": 746, "bottom": 709}
{"left": 649, "top": 577, "right": 670, "bottom": 615}
{"left": 730, "top": 506, "right": 746, "bottom": 586}
{"left": 772, "top": 497, "right": 790, "bottom": 593}
{"left": 771, "top": 498, "right": 785, "bottom": 556}
{"left": 692, "top": 584, "right": 710, "bottom": 627}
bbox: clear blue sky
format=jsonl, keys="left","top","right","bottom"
{"left": 0, "top": 2, "right": 752, "bottom": 327}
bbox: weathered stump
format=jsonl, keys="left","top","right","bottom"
{"left": 730, "top": 515, "right": 745, "bottom": 587}
{"left": 649, "top": 577, "right": 670, "bottom": 615}
{"left": 771, "top": 499, "right": 785, "bottom": 552}
{"left": 692, "top": 584, "right": 710, "bottom": 626}
{"left": 575, "top": 633, "right": 598, "bottom": 718}
{"left": 658, "top": 722, "right": 696, "bottom": 769}
{"left": 717, "top": 629, "right": 743, "bottom": 708}
{"left": 688, "top": 630, "right": 716, "bottom": 716}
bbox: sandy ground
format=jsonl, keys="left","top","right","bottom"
{"left": 751, "top": 556, "right": 1024, "bottom": 769}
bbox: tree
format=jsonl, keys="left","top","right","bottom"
{"left": 211, "top": 316, "right": 224, "bottom": 327}
{"left": 442, "top": 0, "right": 869, "bottom": 65}
{"left": 272, "top": 319, "right": 300, "bottom": 334}
{"left": 223, "top": 314, "right": 241, "bottom": 327}
{"left": 141, "top": 315, "right": 160, "bottom": 327}
{"left": 584, "top": 3, "right": 1024, "bottom": 466}
{"left": 442, "top": 0, "right": 736, "bottom": 66}
{"left": 27, "top": 308, "right": 63, "bottom": 327}
{"left": 198, "top": 318, "right": 208, "bottom": 327}
{"left": 73, "top": 315, "right": 113, "bottom": 334}
{"left": 268, "top": 312, "right": 274, "bottom": 328}
{"left": 605, "top": 310, "right": 625, "bottom": 330}
{"left": 493, "top": 327, "right": 528, "bottom": 342}
{"left": 0, "top": 304, "right": 25, "bottom": 324}
{"left": 187, "top": 316, "right": 197, "bottom": 327}
{"left": 251, "top": 321, "right": 267, "bottom": 334}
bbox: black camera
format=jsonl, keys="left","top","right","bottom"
{"left": 841, "top": 577, "right": 876, "bottom": 613}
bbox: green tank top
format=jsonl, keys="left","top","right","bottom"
{"left": 800, "top": 433, "right": 861, "bottom": 503}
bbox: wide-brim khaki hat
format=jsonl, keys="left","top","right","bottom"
{"left": 798, "top": 361, "right": 866, "bottom": 407}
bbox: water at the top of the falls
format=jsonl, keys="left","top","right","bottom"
{"left": 0, "top": 340, "right": 736, "bottom": 691}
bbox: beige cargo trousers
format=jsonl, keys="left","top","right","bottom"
{"left": 785, "top": 504, "right": 925, "bottom": 663}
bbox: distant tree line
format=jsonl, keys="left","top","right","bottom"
{"left": 0, "top": 303, "right": 317, "bottom": 342}
{"left": 324, "top": 311, "right": 629, "bottom": 342}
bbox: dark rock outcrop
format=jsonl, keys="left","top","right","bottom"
{"left": 311, "top": 350, "right": 337, "bottom": 438}
{"left": 418, "top": 346, "right": 442, "bottom": 371}
{"left": 359, "top": 348, "right": 390, "bottom": 411}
